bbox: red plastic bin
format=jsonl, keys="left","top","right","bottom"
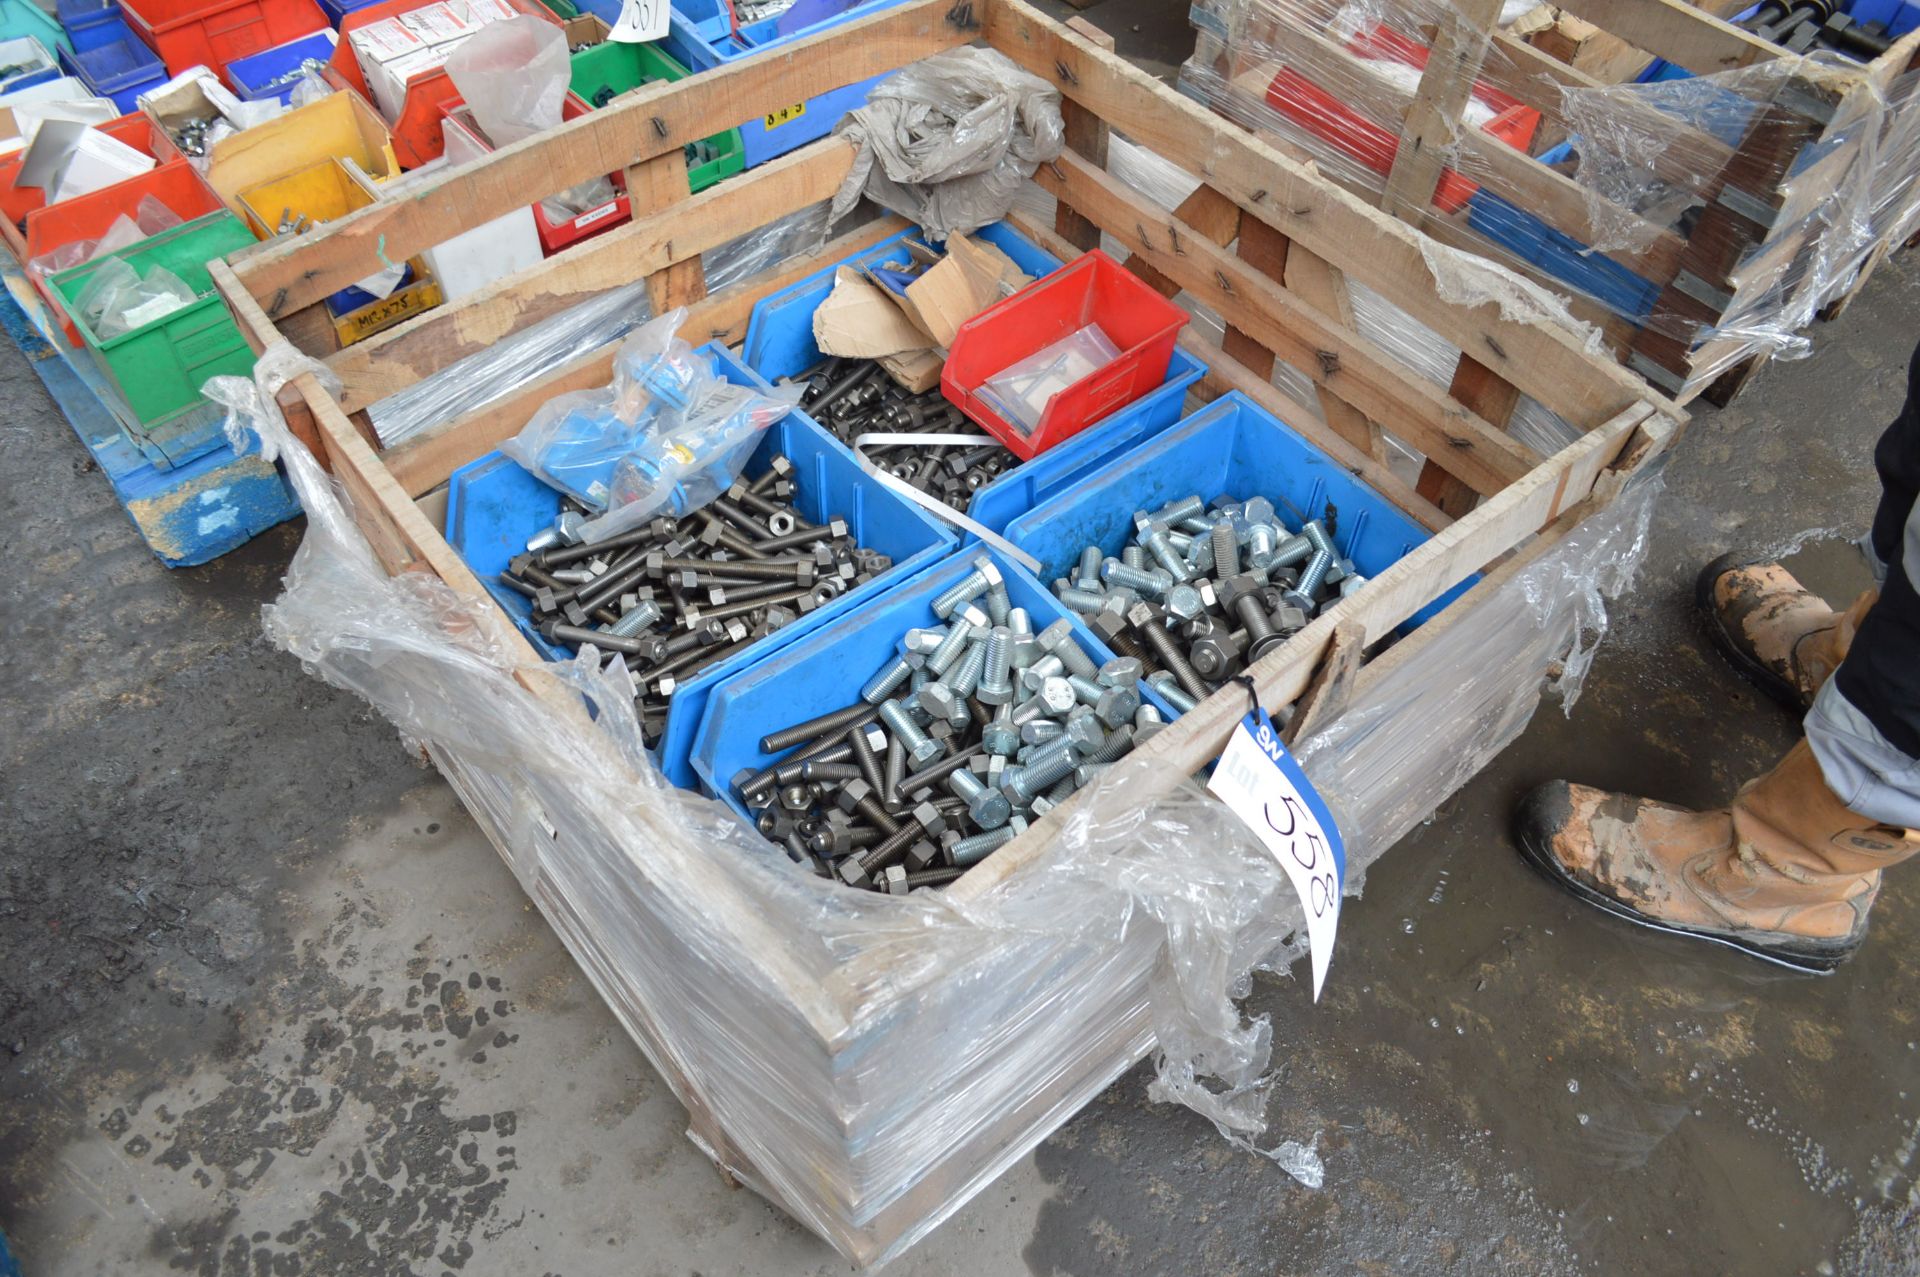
{"left": 330, "top": 0, "right": 561, "bottom": 169}
{"left": 1264, "top": 23, "right": 1539, "bottom": 216}
{"left": 25, "top": 161, "right": 227, "bottom": 344}
{"left": 0, "top": 112, "right": 179, "bottom": 262}
{"left": 942, "top": 250, "right": 1189, "bottom": 462}
{"left": 439, "top": 90, "right": 626, "bottom": 254}
{"left": 121, "top": 0, "right": 329, "bottom": 86}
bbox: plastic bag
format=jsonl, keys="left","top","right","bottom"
{"left": 72, "top": 258, "right": 195, "bottom": 339}
{"left": 830, "top": 46, "right": 1064, "bottom": 239}
{"left": 447, "top": 15, "right": 569, "bottom": 147}
{"left": 499, "top": 308, "right": 794, "bottom": 524}
{"left": 27, "top": 195, "right": 181, "bottom": 284}
{"left": 981, "top": 323, "right": 1119, "bottom": 434}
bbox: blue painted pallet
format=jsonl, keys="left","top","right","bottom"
{"left": 0, "top": 263, "right": 301, "bottom": 567}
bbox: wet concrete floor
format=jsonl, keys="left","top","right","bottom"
{"left": 4, "top": 23, "right": 1920, "bottom": 1274}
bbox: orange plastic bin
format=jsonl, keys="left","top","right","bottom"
{"left": 121, "top": 0, "right": 329, "bottom": 85}
{"left": 0, "top": 111, "right": 179, "bottom": 261}
{"left": 330, "top": 0, "right": 560, "bottom": 168}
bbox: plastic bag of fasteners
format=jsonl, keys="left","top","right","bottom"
{"left": 230, "top": 325, "right": 1666, "bottom": 1265}
{"left": 500, "top": 307, "right": 798, "bottom": 523}
{"left": 830, "top": 46, "right": 1065, "bottom": 240}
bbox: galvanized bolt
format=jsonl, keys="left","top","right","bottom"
{"left": 878, "top": 701, "right": 942, "bottom": 769}
{"left": 949, "top": 770, "right": 1011, "bottom": 829}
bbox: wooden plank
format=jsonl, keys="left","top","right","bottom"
{"left": 1054, "top": 16, "right": 1114, "bottom": 252}
{"left": 951, "top": 398, "right": 1667, "bottom": 903}
{"left": 1551, "top": 0, "right": 1781, "bottom": 73}
{"left": 1010, "top": 209, "right": 1453, "bottom": 533}
{"left": 1123, "top": 183, "right": 1242, "bottom": 298}
{"left": 1034, "top": 150, "right": 1540, "bottom": 495}
{"left": 382, "top": 216, "right": 910, "bottom": 497}
{"left": 627, "top": 149, "right": 709, "bottom": 313}
{"left": 1220, "top": 214, "right": 1286, "bottom": 378}
{"left": 227, "top": 0, "right": 976, "bottom": 314}
{"left": 1281, "top": 245, "right": 1387, "bottom": 462}
{"left": 1380, "top": 0, "right": 1505, "bottom": 222}
{"left": 985, "top": 0, "right": 1661, "bottom": 430}
{"left": 323, "top": 138, "right": 855, "bottom": 413}
{"left": 1416, "top": 355, "right": 1522, "bottom": 517}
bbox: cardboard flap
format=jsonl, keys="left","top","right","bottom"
{"left": 813, "top": 266, "right": 930, "bottom": 359}
{"left": 899, "top": 233, "right": 1030, "bottom": 349}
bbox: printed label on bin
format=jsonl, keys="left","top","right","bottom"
{"left": 1207, "top": 706, "right": 1345, "bottom": 1001}
{"left": 571, "top": 199, "right": 622, "bottom": 228}
{"left": 608, "top": 0, "right": 668, "bottom": 43}
{"left": 764, "top": 101, "right": 806, "bottom": 129}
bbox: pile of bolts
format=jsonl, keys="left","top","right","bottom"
{"left": 731, "top": 555, "right": 1167, "bottom": 893}
{"left": 496, "top": 456, "right": 893, "bottom": 745}
{"left": 784, "top": 357, "right": 1021, "bottom": 512}
{"left": 1049, "top": 493, "right": 1363, "bottom": 709}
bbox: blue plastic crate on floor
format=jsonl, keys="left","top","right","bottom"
{"left": 741, "top": 219, "right": 1206, "bottom": 536}
{"left": 0, "top": 263, "right": 300, "bottom": 567}
{"left": 442, "top": 342, "right": 959, "bottom": 790}
{"left": 55, "top": 0, "right": 120, "bottom": 48}
{"left": 1003, "top": 391, "right": 1475, "bottom": 635}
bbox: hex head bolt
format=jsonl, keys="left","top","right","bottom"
{"left": 1065, "top": 675, "right": 1138, "bottom": 728}
{"left": 1075, "top": 546, "right": 1104, "bottom": 591}
{"left": 1220, "top": 574, "right": 1289, "bottom": 661}
{"left": 1146, "top": 671, "right": 1201, "bottom": 714}
{"left": 1128, "top": 603, "right": 1209, "bottom": 703}
{"left": 1058, "top": 586, "right": 1108, "bottom": 615}
{"left": 1037, "top": 620, "right": 1098, "bottom": 681}
{"left": 878, "top": 701, "right": 943, "bottom": 770}
{"left": 949, "top": 825, "right": 1016, "bottom": 868}
{"left": 759, "top": 701, "right": 876, "bottom": 756}
{"left": 1284, "top": 549, "right": 1336, "bottom": 613}
{"left": 861, "top": 654, "right": 914, "bottom": 704}
{"left": 948, "top": 770, "right": 1011, "bottom": 830}
{"left": 1139, "top": 521, "right": 1193, "bottom": 583}
{"left": 1210, "top": 521, "right": 1241, "bottom": 580}
{"left": 975, "top": 627, "right": 1016, "bottom": 705}
{"left": 946, "top": 639, "right": 989, "bottom": 699}
{"left": 1101, "top": 559, "right": 1173, "bottom": 599}
{"left": 835, "top": 779, "right": 901, "bottom": 838}
{"left": 927, "top": 605, "right": 985, "bottom": 676}
{"left": 542, "top": 623, "right": 648, "bottom": 655}
{"left": 931, "top": 565, "right": 993, "bottom": 619}
{"left": 907, "top": 865, "right": 969, "bottom": 888}
{"left": 981, "top": 704, "right": 1020, "bottom": 757}
{"left": 841, "top": 801, "right": 947, "bottom": 887}
{"left": 1085, "top": 724, "right": 1137, "bottom": 765}
{"left": 1004, "top": 747, "right": 1081, "bottom": 808}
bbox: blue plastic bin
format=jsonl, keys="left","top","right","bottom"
{"left": 55, "top": 0, "right": 117, "bottom": 48}
{"left": 57, "top": 29, "right": 162, "bottom": 111}
{"left": 226, "top": 26, "right": 333, "bottom": 101}
{"left": 743, "top": 220, "right": 1207, "bottom": 535}
{"left": 644, "top": 0, "right": 915, "bottom": 166}
{"left": 688, "top": 545, "right": 1178, "bottom": 818}
{"left": 1003, "top": 391, "right": 1474, "bottom": 637}
{"left": 444, "top": 342, "right": 958, "bottom": 789}
{"left": 315, "top": 0, "right": 378, "bottom": 23}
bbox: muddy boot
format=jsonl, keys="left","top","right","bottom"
{"left": 1697, "top": 554, "right": 1876, "bottom": 711}
{"left": 1513, "top": 741, "right": 1917, "bottom": 973}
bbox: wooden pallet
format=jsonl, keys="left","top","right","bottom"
{"left": 208, "top": 0, "right": 1682, "bottom": 1261}
{"left": 1183, "top": 0, "right": 1920, "bottom": 406}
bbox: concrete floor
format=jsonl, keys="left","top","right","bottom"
{"left": 6, "top": 24, "right": 1920, "bottom": 1275}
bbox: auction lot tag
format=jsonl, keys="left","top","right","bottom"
{"left": 609, "top": 0, "right": 668, "bottom": 42}
{"left": 1206, "top": 705, "right": 1346, "bottom": 1000}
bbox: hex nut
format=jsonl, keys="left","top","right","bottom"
{"left": 1190, "top": 631, "right": 1246, "bottom": 681}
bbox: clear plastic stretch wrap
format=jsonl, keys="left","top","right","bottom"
{"left": 367, "top": 202, "right": 835, "bottom": 448}
{"left": 217, "top": 305, "right": 1662, "bottom": 1263}
{"left": 1178, "top": 0, "right": 1920, "bottom": 395}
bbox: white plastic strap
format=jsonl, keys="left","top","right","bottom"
{"left": 850, "top": 430, "right": 1043, "bottom": 575}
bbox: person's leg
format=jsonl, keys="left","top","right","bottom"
{"left": 1695, "top": 340, "right": 1919, "bottom": 708}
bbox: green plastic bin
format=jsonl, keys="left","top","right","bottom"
{"left": 568, "top": 41, "right": 743, "bottom": 193}
{"left": 0, "top": 0, "right": 66, "bottom": 52}
{"left": 50, "top": 211, "right": 259, "bottom": 426}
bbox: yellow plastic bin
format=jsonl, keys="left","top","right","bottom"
{"left": 143, "top": 79, "right": 400, "bottom": 214}
{"left": 237, "top": 156, "right": 440, "bottom": 345}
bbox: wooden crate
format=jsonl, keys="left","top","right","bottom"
{"left": 208, "top": 1, "right": 1681, "bottom": 1261}
{"left": 1181, "top": 0, "right": 1920, "bottom": 406}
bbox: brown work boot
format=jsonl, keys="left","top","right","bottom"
{"left": 1697, "top": 553, "right": 1876, "bottom": 711}
{"left": 1513, "top": 741, "right": 1917, "bottom": 973}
